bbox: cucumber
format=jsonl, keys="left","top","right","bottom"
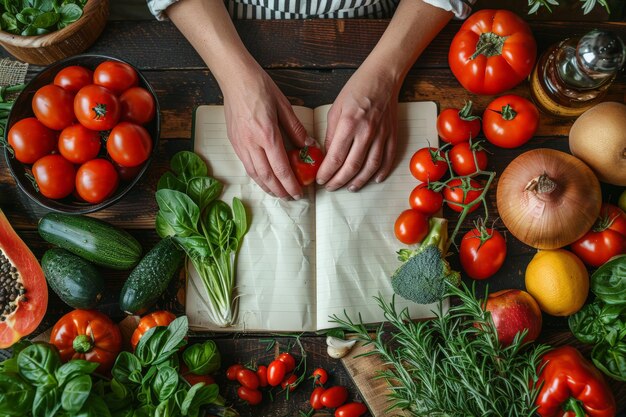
{"left": 38, "top": 213, "right": 142, "bottom": 270}
{"left": 119, "top": 237, "right": 184, "bottom": 315}
{"left": 42, "top": 248, "right": 104, "bottom": 309}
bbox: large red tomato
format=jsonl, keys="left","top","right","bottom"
{"left": 120, "top": 87, "right": 156, "bottom": 125}
{"left": 58, "top": 124, "right": 102, "bottom": 164}
{"left": 54, "top": 65, "right": 93, "bottom": 93}
{"left": 571, "top": 203, "right": 626, "bottom": 267}
{"left": 460, "top": 227, "right": 507, "bottom": 279}
{"left": 32, "top": 84, "right": 75, "bottom": 130}
{"left": 32, "top": 155, "right": 76, "bottom": 199}
{"left": 449, "top": 10, "right": 537, "bottom": 95}
{"left": 93, "top": 61, "right": 138, "bottom": 95}
{"left": 75, "top": 159, "right": 119, "bottom": 204}
{"left": 106, "top": 122, "right": 153, "bottom": 167}
{"left": 7, "top": 117, "right": 57, "bottom": 164}
{"left": 482, "top": 95, "right": 539, "bottom": 149}
{"left": 74, "top": 85, "right": 121, "bottom": 131}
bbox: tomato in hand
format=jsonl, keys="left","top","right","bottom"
{"left": 120, "top": 87, "right": 156, "bottom": 125}
{"left": 310, "top": 387, "right": 326, "bottom": 410}
{"left": 58, "top": 124, "right": 102, "bottom": 164}
{"left": 54, "top": 65, "right": 93, "bottom": 93}
{"left": 483, "top": 95, "right": 539, "bottom": 149}
{"left": 449, "top": 141, "right": 488, "bottom": 176}
{"left": 74, "top": 85, "right": 121, "bottom": 131}
{"left": 32, "top": 154, "right": 76, "bottom": 199}
{"left": 443, "top": 178, "right": 483, "bottom": 213}
{"left": 571, "top": 204, "right": 626, "bottom": 267}
{"left": 449, "top": 10, "right": 536, "bottom": 95}
{"left": 437, "top": 101, "right": 481, "bottom": 145}
{"left": 93, "top": 61, "right": 138, "bottom": 95}
{"left": 237, "top": 368, "right": 260, "bottom": 390}
{"left": 320, "top": 385, "right": 349, "bottom": 409}
{"left": 237, "top": 386, "right": 263, "bottom": 406}
{"left": 312, "top": 367, "right": 328, "bottom": 385}
{"left": 32, "top": 84, "right": 75, "bottom": 130}
{"left": 75, "top": 158, "right": 119, "bottom": 204}
{"left": 50, "top": 309, "right": 122, "bottom": 373}
{"left": 409, "top": 183, "right": 443, "bottom": 216}
{"left": 7, "top": 117, "right": 57, "bottom": 164}
{"left": 226, "top": 364, "right": 244, "bottom": 381}
{"left": 460, "top": 227, "right": 507, "bottom": 280}
{"left": 281, "top": 373, "right": 298, "bottom": 391}
{"left": 409, "top": 147, "right": 447, "bottom": 183}
{"left": 267, "top": 359, "right": 287, "bottom": 387}
{"left": 256, "top": 365, "right": 268, "bottom": 387}
{"left": 289, "top": 145, "right": 324, "bottom": 186}
{"left": 277, "top": 352, "right": 296, "bottom": 373}
{"left": 394, "top": 209, "right": 429, "bottom": 245}
{"left": 130, "top": 310, "right": 176, "bottom": 350}
{"left": 335, "top": 402, "right": 368, "bottom": 417}
{"left": 106, "top": 122, "right": 153, "bottom": 167}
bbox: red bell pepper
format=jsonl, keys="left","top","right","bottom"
{"left": 536, "top": 346, "right": 616, "bottom": 417}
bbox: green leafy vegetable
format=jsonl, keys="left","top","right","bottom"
{"left": 591, "top": 254, "right": 626, "bottom": 305}
{"left": 527, "top": 0, "right": 610, "bottom": 14}
{"left": 182, "top": 341, "right": 221, "bottom": 376}
{"left": 0, "top": 0, "right": 87, "bottom": 35}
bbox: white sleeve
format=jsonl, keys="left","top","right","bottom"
{"left": 147, "top": 0, "right": 180, "bottom": 21}
{"left": 420, "top": 0, "right": 476, "bottom": 19}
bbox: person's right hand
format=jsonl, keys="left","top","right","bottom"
{"left": 221, "top": 67, "right": 311, "bottom": 200}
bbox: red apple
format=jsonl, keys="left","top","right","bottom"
{"left": 484, "top": 289, "right": 542, "bottom": 346}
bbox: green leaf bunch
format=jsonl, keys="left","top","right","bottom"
{"left": 0, "top": 0, "right": 88, "bottom": 36}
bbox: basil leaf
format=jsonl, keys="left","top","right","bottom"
{"left": 32, "top": 384, "right": 61, "bottom": 417}
{"left": 187, "top": 177, "right": 223, "bottom": 213}
{"left": 154, "top": 397, "right": 176, "bottom": 417}
{"left": 592, "top": 341, "right": 626, "bottom": 382}
{"left": 55, "top": 360, "right": 99, "bottom": 386}
{"left": 155, "top": 212, "right": 176, "bottom": 239}
{"left": 32, "top": 0, "right": 54, "bottom": 12}
{"left": 0, "top": 373, "right": 33, "bottom": 416}
{"left": 170, "top": 151, "right": 208, "bottom": 182}
{"left": 180, "top": 383, "right": 219, "bottom": 415}
{"left": 156, "top": 189, "right": 200, "bottom": 238}
{"left": 58, "top": 3, "right": 80, "bottom": 23}
{"left": 182, "top": 341, "right": 221, "bottom": 376}
{"left": 61, "top": 374, "right": 91, "bottom": 412}
{"left": 31, "top": 10, "right": 57, "bottom": 28}
{"left": 152, "top": 366, "right": 178, "bottom": 402}
{"left": 17, "top": 344, "right": 60, "bottom": 387}
{"left": 1, "top": 12, "right": 18, "bottom": 32}
{"left": 157, "top": 172, "right": 186, "bottom": 192}
{"left": 74, "top": 394, "right": 112, "bottom": 417}
{"left": 111, "top": 352, "right": 142, "bottom": 385}
{"left": 591, "top": 255, "right": 626, "bottom": 305}
{"left": 154, "top": 316, "right": 188, "bottom": 365}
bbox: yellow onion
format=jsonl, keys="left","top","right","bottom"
{"left": 496, "top": 149, "right": 601, "bottom": 249}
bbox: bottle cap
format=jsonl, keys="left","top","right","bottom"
{"left": 577, "top": 29, "right": 625, "bottom": 74}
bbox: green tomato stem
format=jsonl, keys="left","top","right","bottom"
{"left": 73, "top": 334, "right": 94, "bottom": 354}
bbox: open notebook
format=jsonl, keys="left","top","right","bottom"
{"left": 186, "top": 102, "right": 439, "bottom": 331}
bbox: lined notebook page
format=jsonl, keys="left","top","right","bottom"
{"left": 188, "top": 105, "right": 318, "bottom": 331}
{"left": 313, "top": 102, "right": 441, "bottom": 329}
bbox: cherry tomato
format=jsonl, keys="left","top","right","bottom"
{"left": 53, "top": 65, "right": 93, "bottom": 93}
{"left": 312, "top": 368, "right": 328, "bottom": 385}
{"left": 394, "top": 209, "right": 429, "bottom": 245}
{"left": 443, "top": 178, "right": 483, "bottom": 213}
{"left": 437, "top": 102, "right": 481, "bottom": 145}
{"left": 130, "top": 310, "right": 176, "bottom": 350}
{"left": 32, "top": 154, "right": 75, "bottom": 199}
{"left": 237, "top": 386, "right": 263, "bottom": 406}
{"left": 460, "top": 227, "right": 507, "bottom": 280}
{"left": 120, "top": 87, "right": 156, "bottom": 125}
{"left": 483, "top": 95, "right": 539, "bottom": 149}
{"left": 281, "top": 373, "right": 298, "bottom": 392}
{"left": 320, "top": 385, "right": 349, "bottom": 409}
{"left": 277, "top": 352, "right": 296, "bottom": 373}
{"left": 449, "top": 141, "right": 488, "bottom": 176}
{"left": 183, "top": 373, "right": 215, "bottom": 386}
{"left": 256, "top": 365, "right": 268, "bottom": 387}
{"left": 58, "top": 124, "right": 102, "bottom": 164}
{"left": 571, "top": 229, "right": 625, "bottom": 268}
{"left": 335, "top": 402, "right": 368, "bottom": 417}
{"left": 7, "top": 117, "right": 57, "bottom": 164}
{"left": 289, "top": 145, "right": 324, "bottom": 186}
{"left": 106, "top": 122, "right": 153, "bottom": 167}
{"left": 267, "top": 360, "right": 287, "bottom": 387}
{"left": 75, "top": 158, "right": 119, "bottom": 204}
{"left": 310, "top": 387, "right": 326, "bottom": 410}
{"left": 409, "top": 183, "right": 443, "bottom": 216}
{"left": 74, "top": 85, "right": 121, "bottom": 131}
{"left": 237, "top": 368, "right": 260, "bottom": 390}
{"left": 32, "top": 84, "right": 75, "bottom": 130}
{"left": 93, "top": 61, "right": 139, "bottom": 95}
{"left": 409, "top": 147, "right": 447, "bottom": 183}
{"left": 226, "top": 364, "right": 244, "bottom": 381}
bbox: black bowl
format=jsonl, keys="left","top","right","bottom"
{"left": 4, "top": 54, "right": 160, "bottom": 214}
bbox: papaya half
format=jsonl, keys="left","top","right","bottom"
{"left": 0, "top": 209, "right": 47, "bottom": 348}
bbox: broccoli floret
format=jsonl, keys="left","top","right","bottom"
{"left": 391, "top": 218, "right": 461, "bottom": 305}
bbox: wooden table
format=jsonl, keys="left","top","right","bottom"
{"left": 1, "top": 3, "right": 625, "bottom": 416}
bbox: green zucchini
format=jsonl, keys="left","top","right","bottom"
{"left": 42, "top": 248, "right": 104, "bottom": 309}
{"left": 119, "top": 237, "right": 184, "bottom": 315}
{"left": 38, "top": 213, "right": 142, "bottom": 270}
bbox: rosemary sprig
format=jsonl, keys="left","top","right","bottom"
{"left": 528, "top": 0, "right": 610, "bottom": 14}
{"left": 330, "top": 282, "right": 552, "bottom": 416}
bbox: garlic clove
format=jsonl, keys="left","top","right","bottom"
{"left": 326, "top": 336, "right": 357, "bottom": 359}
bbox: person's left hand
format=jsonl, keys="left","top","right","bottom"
{"left": 316, "top": 66, "right": 399, "bottom": 191}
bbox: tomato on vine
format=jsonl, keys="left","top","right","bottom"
{"left": 267, "top": 360, "right": 287, "bottom": 387}
{"left": 256, "top": 365, "right": 268, "bottom": 387}
{"left": 443, "top": 178, "right": 483, "bottom": 213}
{"left": 226, "top": 364, "right": 244, "bottom": 381}
{"left": 394, "top": 209, "right": 430, "bottom": 245}
{"left": 410, "top": 147, "right": 447, "bottom": 183}
{"left": 310, "top": 387, "right": 326, "bottom": 410}
{"left": 460, "top": 225, "right": 507, "bottom": 280}
{"left": 277, "top": 352, "right": 296, "bottom": 373}
{"left": 281, "top": 373, "right": 298, "bottom": 392}
{"left": 449, "top": 141, "right": 488, "bottom": 176}
{"left": 320, "top": 386, "right": 349, "bottom": 408}
{"left": 237, "top": 368, "right": 260, "bottom": 390}
{"left": 312, "top": 367, "right": 328, "bottom": 385}
{"left": 437, "top": 101, "right": 481, "bottom": 145}
{"left": 237, "top": 386, "right": 263, "bottom": 405}
{"left": 409, "top": 183, "right": 443, "bottom": 216}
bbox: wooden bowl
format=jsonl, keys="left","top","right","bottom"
{"left": 0, "top": 0, "right": 109, "bottom": 65}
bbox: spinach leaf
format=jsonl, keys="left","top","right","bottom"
{"left": 111, "top": 352, "right": 142, "bottom": 385}
{"left": 17, "top": 344, "right": 60, "bottom": 387}
{"left": 170, "top": 151, "right": 208, "bottom": 182}
{"left": 61, "top": 374, "right": 91, "bottom": 412}
{"left": 174, "top": 235, "right": 210, "bottom": 260}
{"left": 152, "top": 366, "right": 178, "bottom": 402}
{"left": 32, "top": 384, "right": 61, "bottom": 417}
{"left": 157, "top": 172, "right": 187, "bottom": 193}
{"left": 55, "top": 360, "right": 99, "bottom": 386}
{"left": 180, "top": 383, "right": 219, "bottom": 416}
{"left": 592, "top": 341, "right": 626, "bottom": 382}
{"left": 74, "top": 394, "right": 112, "bottom": 417}
{"left": 155, "top": 212, "right": 176, "bottom": 239}
{"left": 232, "top": 197, "right": 248, "bottom": 244}
{"left": 31, "top": 10, "right": 57, "bottom": 28}
{"left": 206, "top": 200, "right": 235, "bottom": 249}
{"left": 156, "top": 189, "right": 200, "bottom": 238}
{"left": 58, "top": 2, "right": 80, "bottom": 23}
{"left": 591, "top": 255, "right": 626, "bottom": 305}
{"left": 0, "top": 0, "right": 85, "bottom": 34}
{"left": 182, "top": 340, "right": 221, "bottom": 376}
{"left": 0, "top": 373, "right": 33, "bottom": 416}
{"left": 187, "top": 177, "right": 223, "bottom": 213}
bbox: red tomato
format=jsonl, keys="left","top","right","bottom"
{"left": 320, "top": 386, "right": 349, "bottom": 409}
{"left": 443, "top": 178, "right": 483, "bottom": 213}
{"left": 226, "top": 364, "right": 244, "bottom": 381}
{"left": 267, "top": 360, "right": 287, "bottom": 387}
{"left": 237, "top": 368, "right": 260, "bottom": 390}
{"left": 58, "top": 124, "right": 102, "bottom": 164}
{"left": 448, "top": 10, "right": 536, "bottom": 95}
{"left": 32, "top": 84, "right": 75, "bottom": 130}
{"left": 120, "top": 87, "right": 156, "bottom": 125}
{"left": 409, "top": 183, "right": 443, "bottom": 216}
{"left": 460, "top": 227, "right": 507, "bottom": 280}
{"left": 112, "top": 161, "right": 143, "bottom": 182}
{"left": 74, "top": 85, "right": 121, "bottom": 131}
{"left": 277, "top": 352, "right": 296, "bottom": 373}
{"left": 281, "top": 373, "right": 298, "bottom": 391}
{"left": 130, "top": 310, "right": 176, "bottom": 350}
{"left": 394, "top": 209, "right": 429, "bottom": 245}
{"left": 449, "top": 141, "right": 488, "bottom": 176}
{"left": 571, "top": 229, "right": 625, "bottom": 268}
{"left": 289, "top": 146, "right": 324, "bottom": 186}
{"left": 32, "top": 154, "right": 76, "bottom": 199}
{"left": 75, "top": 159, "right": 119, "bottom": 204}
{"left": 54, "top": 65, "right": 93, "bottom": 93}
{"left": 483, "top": 95, "right": 539, "bottom": 149}
{"left": 312, "top": 368, "right": 328, "bottom": 385}
{"left": 335, "top": 402, "right": 368, "bottom": 417}
{"left": 237, "top": 386, "right": 263, "bottom": 406}
{"left": 437, "top": 102, "right": 481, "bottom": 144}
{"left": 409, "top": 147, "right": 447, "bottom": 183}
{"left": 183, "top": 373, "right": 215, "bottom": 386}
{"left": 256, "top": 365, "right": 268, "bottom": 387}
{"left": 600, "top": 203, "right": 626, "bottom": 237}
{"left": 93, "top": 61, "right": 139, "bottom": 95}
{"left": 106, "top": 122, "right": 153, "bottom": 167}
{"left": 7, "top": 117, "right": 57, "bottom": 164}
{"left": 310, "top": 387, "right": 326, "bottom": 410}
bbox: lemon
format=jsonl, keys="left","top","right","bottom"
{"left": 525, "top": 249, "right": 588, "bottom": 316}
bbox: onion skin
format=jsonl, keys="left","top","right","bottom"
{"left": 496, "top": 149, "right": 601, "bottom": 249}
